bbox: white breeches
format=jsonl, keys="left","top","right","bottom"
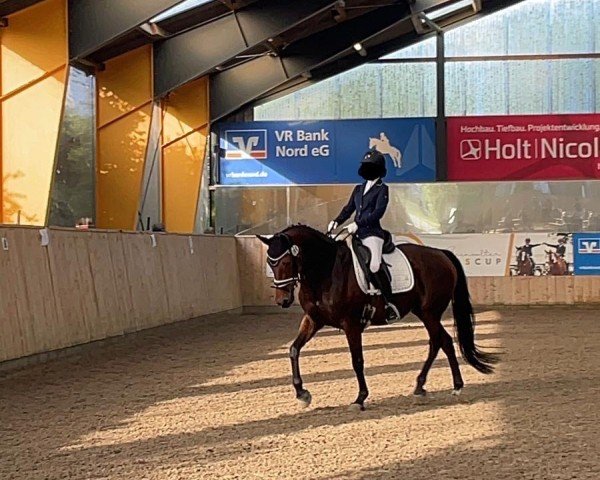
{"left": 362, "top": 236, "right": 384, "bottom": 273}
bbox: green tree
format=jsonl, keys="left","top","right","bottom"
{"left": 48, "top": 110, "right": 95, "bottom": 227}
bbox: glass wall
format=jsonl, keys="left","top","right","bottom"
{"left": 48, "top": 68, "right": 96, "bottom": 227}
{"left": 445, "top": 0, "right": 600, "bottom": 56}
{"left": 446, "top": 59, "right": 600, "bottom": 115}
{"left": 216, "top": 181, "right": 600, "bottom": 235}
{"left": 254, "top": 63, "right": 437, "bottom": 120}
{"left": 255, "top": 0, "right": 600, "bottom": 121}
{"left": 381, "top": 37, "right": 436, "bottom": 59}
{"left": 229, "top": 0, "right": 600, "bottom": 235}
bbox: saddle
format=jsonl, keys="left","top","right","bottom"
{"left": 348, "top": 232, "right": 414, "bottom": 295}
{"left": 352, "top": 232, "right": 394, "bottom": 282}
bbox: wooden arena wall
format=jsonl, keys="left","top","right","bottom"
{"left": 2, "top": 231, "right": 599, "bottom": 364}
{"left": 0, "top": 226, "right": 241, "bottom": 362}
{"left": 236, "top": 236, "right": 600, "bottom": 307}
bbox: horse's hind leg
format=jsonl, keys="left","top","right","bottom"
{"left": 416, "top": 311, "right": 465, "bottom": 396}
{"left": 414, "top": 322, "right": 441, "bottom": 397}
{"left": 344, "top": 324, "right": 368, "bottom": 410}
{"left": 440, "top": 327, "right": 464, "bottom": 395}
{"left": 290, "top": 315, "right": 320, "bottom": 407}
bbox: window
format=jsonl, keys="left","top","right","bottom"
{"left": 446, "top": 0, "right": 600, "bottom": 56}
{"left": 48, "top": 68, "right": 96, "bottom": 227}
{"left": 254, "top": 62, "right": 436, "bottom": 120}
{"left": 446, "top": 59, "right": 600, "bottom": 115}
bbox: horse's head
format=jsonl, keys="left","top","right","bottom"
{"left": 258, "top": 233, "right": 300, "bottom": 308}
{"left": 258, "top": 225, "right": 337, "bottom": 308}
{"left": 368, "top": 138, "right": 375, "bottom": 149}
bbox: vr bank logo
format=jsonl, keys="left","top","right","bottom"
{"left": 460, "top": 140, "right": 482, "bottom": 160}
{"left": 224, "top": 129, "right": 267, "bottom": 159}
{"left": 577, "top": 238, "right": 600, "bottom": 254}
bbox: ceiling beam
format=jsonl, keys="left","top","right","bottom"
{"left": 69, "top": 0, "right": 185, "bottom": 61}
{"left": 210, "top": 4, "right": 412, "bottom": 121}
{"left": 315, "top": 0, "right": 528, "bottom": 74}
{"left": 154, "top": 0, "right": 339, "bottom": 98}
{"left": 235, "top": 0, "right": 528, "bottom": 115}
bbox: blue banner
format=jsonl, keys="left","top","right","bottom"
{"left": 218, "top": 118, "right": 436, "bottom": 185}
{"left": 573, "top": 232, "right": 600, "bottom": 275}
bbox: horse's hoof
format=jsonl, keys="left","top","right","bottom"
{"left": 297, "top": 390, "right": 312, "bottom": 408}
{"left": 451, "top": 388, "right": 462, "bottom": 396}
{"left": 413, "top": 388, "right": 427, "bottom": 397}
{"left": 349, "top": 402, "right": 365, "bottom": 412}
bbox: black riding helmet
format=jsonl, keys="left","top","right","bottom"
{"left": 358, "top": 148, "right": 387, "bottom": 180}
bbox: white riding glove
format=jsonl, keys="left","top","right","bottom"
{"left": 327, "top": 220, "right": 338, "bottom": 233}
{"left": 346, "top": 222, "right": 358, "bottom": 234}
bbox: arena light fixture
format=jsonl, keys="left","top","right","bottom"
{"left": 427, "top": 0, "right": 476, "bottom": 22}
{"left": 150, "top": 0, "right": 213, "bottom": 23}
{"left": 139, "top": 22, "right": 169, "bottom": 38}
{"left": 413, "top": 0, "right": 481, "bottom": 34}
{"left": 353, "top": 42, "right": 367, "bottom": 57}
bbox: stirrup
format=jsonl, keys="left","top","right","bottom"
{"left": 361, "top": 304, "right": 376, "bottom": 326}
{"left": 384, "top": 303, "right": 401, "bottom": 323}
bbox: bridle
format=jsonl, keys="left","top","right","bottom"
{"left": 267, "top": 236, "right": 301, "bottom": 290}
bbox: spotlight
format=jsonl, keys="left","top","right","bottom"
{"left": 353, "top": 42, "right": 367, "bottom": 57}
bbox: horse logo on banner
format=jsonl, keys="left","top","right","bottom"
{"left": 369, "top": 132, "right": 402, "bottom": 169}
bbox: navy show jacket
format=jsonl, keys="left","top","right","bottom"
{"left": 335, "top": 179, "right": 389, "bottom": 239}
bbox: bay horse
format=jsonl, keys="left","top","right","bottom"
{"left": 545, "top": 250, "right": 568, "bottom": 276}
{"left": 516, "top": 247, "right": 534, "bottom": 276}
{"left": 258, "top": 225, "right": 497, "bottom": 410}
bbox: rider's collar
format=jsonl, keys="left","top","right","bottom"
{"left": 363, "top": 178, "right": 381, "bottom": 195}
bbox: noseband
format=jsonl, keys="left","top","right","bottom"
{"left": 267, "top": 237, "right": 301, "bottom": 289}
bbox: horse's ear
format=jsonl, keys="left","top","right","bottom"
{"left": 256, "top": 235, "right": 271, "bottom": 245}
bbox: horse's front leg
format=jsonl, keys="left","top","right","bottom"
{"left": 290, "top": 314, "right": 320, "bottom": 407}
{"left": 344, "top": 324, "right": 369, "bottom": 410}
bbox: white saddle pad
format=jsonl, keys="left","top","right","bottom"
{"left": 347, "top": 238, "right": 415, "bottom": 295}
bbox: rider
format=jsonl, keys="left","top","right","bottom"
{"left": 545, "top": 237, "right": 567, "bottom": 258}
{"left": 517, "top": 238, "right": 541, "bottom": 269}
{"left": 328, "top": 148, "right": 400, "bottom": 323}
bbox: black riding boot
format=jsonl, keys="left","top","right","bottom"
{"left": 370, "top": 270, "right": 400, "bottom": 323}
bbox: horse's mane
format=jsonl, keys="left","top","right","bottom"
{"left": 279, "top": 224, "right": 341, "bottom": 281}
{"left": 280, "top": 224, "right": 337, "bottom": 246}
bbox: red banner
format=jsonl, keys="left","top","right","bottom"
{"left": 447, "top": 114, "right": 600, "bottom": 181}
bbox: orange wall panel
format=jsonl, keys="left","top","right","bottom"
{"left": 162, "top": 76, "right": 209, "bottom": 145}
{"left": 1, "top": 0, "right": 67, "bottom": 95}
{"left": 97, "top": 47, "right": 153, "bottom": 128}
{"left": 161, "top": 77, "right": 209, "bottom": 233}
{"left": 2, "top": 69, "right": 67, "bottom": 224}
{"left": 162, "top": 129, "right": 207, "bottom": 233}
{"left": 97, "top": 106, "right": 152, "bottom": 229}
{"left": 0, "top": 0, "right": 68, "bottom": 225}
{"left": 96, "top": 46, "right": 152, "bottom": 230}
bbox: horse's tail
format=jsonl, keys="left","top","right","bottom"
{"left": 442, "top": 250, "right": 498, "bottom": 374}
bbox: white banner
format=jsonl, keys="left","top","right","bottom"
{"left": 261, "top": 232, "right": 574, "bottom": 278}
{"left": 394, "top": 233, "right": 512, "bottom": 277}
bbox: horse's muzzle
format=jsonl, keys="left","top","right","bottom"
{"left": 279, "top": 298, "right": 293, "bottom": 309}
{"left": 277, "top": 290, "right": 295, "bottom": 309}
